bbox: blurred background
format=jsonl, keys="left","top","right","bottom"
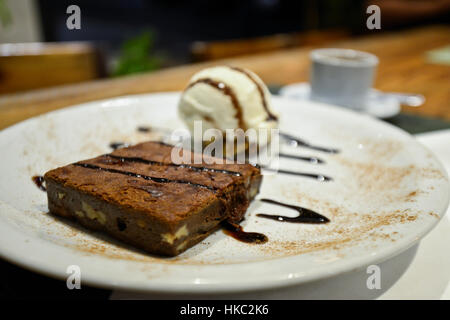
{"left": 0, "top": 0, "right": 449, "bottom": 93}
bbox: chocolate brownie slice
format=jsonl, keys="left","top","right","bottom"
{"left": 44, "top": 141, "right": 262, "bottom": 256}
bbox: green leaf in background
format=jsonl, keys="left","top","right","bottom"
{"left": 0, "top": 0, "right": 13, "bottom": 28}
{"left": 113, "top": 31, "right": 163, "bottom": 76}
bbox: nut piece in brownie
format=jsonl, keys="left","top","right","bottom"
{"left": 44, "top": 141, "right": 262, "bottom": 256}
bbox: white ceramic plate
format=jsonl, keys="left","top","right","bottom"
{"left": 0, "top": 92, "right": 448, "bottom": 294}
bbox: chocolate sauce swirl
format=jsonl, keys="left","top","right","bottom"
{"left": 257, "top": 199, "right": 330, "bottom": 224}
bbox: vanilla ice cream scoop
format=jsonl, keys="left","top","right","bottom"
{"left": 178, "top": 66, "right": 278, "bottom": 134}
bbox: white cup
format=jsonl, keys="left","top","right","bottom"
{"left": 309, "top": 48, "right": 379, "bottom": 111}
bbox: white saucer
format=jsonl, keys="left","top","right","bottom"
{"left": 279, "top": 82, "right": 401, "bottom": 119}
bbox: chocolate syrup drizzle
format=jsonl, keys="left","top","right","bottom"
{"left": 107, "top": 141, "right": 330, "bottom": 181}
{"left": 109, "top": 142, "right": 130, "bottom": 150}
{"left": 222, "top": 198, "right": 330, "bottom": 244}
{"left": 228, "top": 66, "right": 278, "bottom": 121}
{"left": 261, "top": 166, "right": 332, "bottom": 182}
{"left": 279, "top": 152, "right": 324, "bottom": 164}
{"left": 257, "top": 199, "right": 330, "bottom": 224}
{"left": 187, "top": 78, "right": 246, "bottom": 130}
{"left": 137, "top": 126, "right": 152, "bottom": 133}
{"left": 73, "top": 162, "right": 217, "bottom": 191}
{"left": 280, "top": 132, "right": 340, "bottom": 154}
{"left": 106, "top": 154, "right": 242, "bottom": 176}
{"left": 32, "top": 175, "right": 46, "bottom": 192}
{"left": 222, "top": 220, "right": 268, "bottom": 244}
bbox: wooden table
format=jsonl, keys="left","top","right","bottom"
{"left": 0, "top": 25, "right": 449, "bottom": 130}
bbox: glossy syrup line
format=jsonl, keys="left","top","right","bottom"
{"left": 261, "top": 166, "right": 332, "bottom": 182}
{"left": 73, "top": 162, "right": 217, "bottom": 191}
{"left": 278, "top": 152, "right": 324, "bottom": 164}
{"left": 105, "top": 154, "right": 242, "bottom": 176}
{"left": 280, "top": 132, "right": 340, "bottom": 154}
{"left": 109, "top": 142, "right": 130, "bottom": 150}
{"left": 257, "top": 198, "right": 330, "bottom": 224}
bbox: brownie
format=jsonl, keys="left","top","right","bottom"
{"left": 44, "top": 141, "right": 262, "bottom": 256}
